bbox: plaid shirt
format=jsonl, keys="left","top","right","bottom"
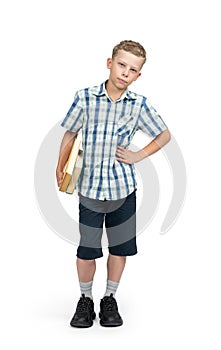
{"left": 61, "top": 82, "right": 168, "bottom": 200}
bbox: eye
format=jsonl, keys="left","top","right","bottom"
{"left": 131, "top": 68, "right": 137, "bottom": 73}
{"left": 118, "top": 62, "right": 125, "bottom": 67}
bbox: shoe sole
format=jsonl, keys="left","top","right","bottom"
{"left": 99, "top": 312, "right": 123, "bottom": 327}
{"left": 100, "top": 320, "right": 123, "bottom": 327}
{"left": 70, "top": 312, "right": 96, "bottom": 328}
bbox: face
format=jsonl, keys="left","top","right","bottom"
{"left": 107, "top": 50, "right": 144, "bottom": 91}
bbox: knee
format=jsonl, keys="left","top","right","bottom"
{"left": 77, "top": 258, "right": 95, "bottom": 266}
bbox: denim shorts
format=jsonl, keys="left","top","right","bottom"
{"left": 77, "top": 190, "right": 137, "bottom": 260}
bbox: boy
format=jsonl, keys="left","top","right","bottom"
{"left": 56, "top": 40, "right": 171, "bottom": 328}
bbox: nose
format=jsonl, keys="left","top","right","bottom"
{"left": 122, "top": 68, "right": 129, "bottom": 77}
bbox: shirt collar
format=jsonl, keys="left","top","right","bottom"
{"left": 91, "top": 81, "right": 137, "bottom": 101}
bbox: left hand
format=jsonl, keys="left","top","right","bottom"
{"left": 115, "top": 146, "right": 147, "bottom": 164}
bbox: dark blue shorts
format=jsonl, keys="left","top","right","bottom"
{"left": 77, "top": 191, "right": 137, "bottom": 260}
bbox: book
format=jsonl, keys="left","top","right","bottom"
{"left": 65, "top": 149, "right": 83, "bottom": 194}
{"left": 59, "top": 136, "right": 83, "bottom": 194}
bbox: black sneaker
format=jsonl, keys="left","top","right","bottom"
{"left": 99, "top": 293, "right": 123, "bottom": 327}
{"left": 70, "top": 294, "right": 96, "bottom": 328}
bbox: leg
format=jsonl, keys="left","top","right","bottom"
{"left": 99, "top": 254, "right": 125, "bottom": 327}
{"left": 107, "top": 254, "right": 126, "bottom": 282}
{"left": 103, "top": 253, "right": 126, "bottom": 296}
{"left": 70, "top": 198, "right": 105, "bottom": 328}
{"left": 70, "top": 258, "right": 96, "bottom": 328}
{"left": 76, "top": 257, "right": 96, "bottom": 282}
{"left": 99, "top": 192, "right": 137, "bottom": 327}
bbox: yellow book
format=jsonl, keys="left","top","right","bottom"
{"left": 59, "top": 137, "right": 83, "bottom": 193}
{"left": 65, "top": 150, "right": 83, "bottom": 194}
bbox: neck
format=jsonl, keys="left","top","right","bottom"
{"left": 105, "top": 80, "right": 126, "bottom": 102}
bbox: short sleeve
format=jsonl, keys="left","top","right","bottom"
{"left": 137, "top": 97, "right": 168, "bottom": 138}
{"left": 61, "top": 91, "right": 83, "bottom": 133}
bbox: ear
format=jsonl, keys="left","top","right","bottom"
{"left": 134, "top": 72, "right": 141, "bottom": 81}
{"left": 107, "top": 58, "right": 112, "bottom": 69}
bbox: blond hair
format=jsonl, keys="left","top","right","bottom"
{"left": 112, "top": 40, "right": 146, "bottom": 65}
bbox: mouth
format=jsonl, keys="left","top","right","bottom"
{"left": 117, "top": 78, "right": 128, "bottom": 85}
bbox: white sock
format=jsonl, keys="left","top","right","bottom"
{"left": 104, "top": 280, "right": 119, "bottom": 297}
{"left": 79, "top": 281, "right": 93, "bottom": 299}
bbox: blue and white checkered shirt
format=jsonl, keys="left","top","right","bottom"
{"left": 61, "top": 82, "right": 168, "bottom": 200}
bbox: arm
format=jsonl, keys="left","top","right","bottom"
{"left": 115, "top": 129, "right": 171, "bottom": 164}
{"left": 56, "top": 130, "right": 76, "bottom": 187}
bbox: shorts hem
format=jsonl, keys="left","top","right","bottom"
{"left": 108, "top": 250, "right": 138, "bottom": 257}
{"left": 76, "top": 253, "right": 103, "bottom": 260}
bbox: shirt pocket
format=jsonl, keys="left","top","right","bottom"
{"left": 117, "top": 113, "right": 136, "bottom": 137}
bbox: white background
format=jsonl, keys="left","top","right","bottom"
{"left": 1, "top": 0, "right": 221, "bottom": 349}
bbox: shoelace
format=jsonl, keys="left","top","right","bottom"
{"left": 76, "top": 294, "right": 91, "bottom": 313}
{"left": 103, "top": 294, "right": 117, "bottom": 311}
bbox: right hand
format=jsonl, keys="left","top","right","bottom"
{"left": 56, "top": 168, "right": 64, "bottom": 188}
